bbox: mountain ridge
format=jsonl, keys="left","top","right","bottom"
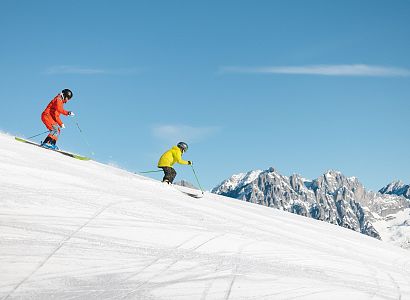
{"left": 380, "top": 180, "right": 410, "bottom": 199}
{"left": 212, "top": 167, "right": 410, "bottom": 244}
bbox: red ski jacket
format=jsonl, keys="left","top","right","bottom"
{"left": 42, "top": 94, "right": 70, "bottom": 127}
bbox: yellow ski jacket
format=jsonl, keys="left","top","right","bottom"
{"left": 158, "top": 146, "right": 189, "bottom": 167}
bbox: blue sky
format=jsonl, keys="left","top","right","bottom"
{"left": 1, "top": 0, "right": 409, "bottom": 191}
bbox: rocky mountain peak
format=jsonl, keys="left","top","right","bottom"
{"left": 379, "top": 181, "right": 410, "bottom": 199}
{"left": 212, "top": 168, "right": 404, "bottom": 240}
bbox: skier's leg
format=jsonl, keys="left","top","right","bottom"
{"left": 41, "top": 113, "right": 59, "bottom": 144}
{"left": 49, "top": 124, "right": 60, "bottom": 142}
{"left": 161, "top": 167, "right": 176, "bottom": 183}
{"left": 42, "top": 136, "right": 53, "bottom": 145}
{"left": 42, "top": 124, "right": 60, "bottom": 149}
{"left": 169, "top": 168, "right": 177, "bottom": 183}
{"left": 161, "top": 167, "right": 171, "bottom": 183}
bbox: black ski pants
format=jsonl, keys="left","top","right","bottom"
{"left": 160, "top": 167, "right": 177, "bottom": 183}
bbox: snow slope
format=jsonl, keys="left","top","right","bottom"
{"left": 373, "top": 209, "right": 410, "bottom": 250}
{"left": 1, "top": 133, "right": 410, "bottom": 300}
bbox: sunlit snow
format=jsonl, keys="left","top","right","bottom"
{"left": 1, "top": 133, "right": 410, "bottom": 299}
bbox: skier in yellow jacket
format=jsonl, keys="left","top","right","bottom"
{"left": 158, "top": 142, "right": 192, "bottom": 184}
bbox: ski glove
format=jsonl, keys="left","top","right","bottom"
{"left": 68, "top": 111, "right": 75, "bottom": 116}
{"left": 188, "top": 161, "right": 192, "bottom": 165}
{"left": 61, "top": 124, "right": 65, "bottom": 129}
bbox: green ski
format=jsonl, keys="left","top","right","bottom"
{"left": 15, "top": 137, "right": 90, "bottom": 161}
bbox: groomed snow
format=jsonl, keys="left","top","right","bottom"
{"left": 1, "top": 133, "right": 410, "bottom": 300}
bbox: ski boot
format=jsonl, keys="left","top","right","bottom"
{"left": 41, "top": 137, "right": 59, "bottom": 150}
{"left": 50, "top": 139, "right": 59, "bottom": 150}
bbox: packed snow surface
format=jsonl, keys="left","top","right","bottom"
{"left": 1, "top": 132, "right": 410, "bottom": 300}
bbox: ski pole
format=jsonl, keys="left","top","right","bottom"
{"left": 139, "top": 170, "right": 163, "bottom": 174}
{"left": 191, "top": 165, "right": 204, "bottom": 195}
{"left": 74, "top": 116, "right": 95, "bottom": 156}
{"left": 27, "top": 130, "right": 50, "bottom": 140}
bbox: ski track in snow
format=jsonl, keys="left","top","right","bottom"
{"left": 3, "top": 200, "right": 107, "bottom": 299}
{"left": 1, "top": 133, "right": 410, "bottom": 300}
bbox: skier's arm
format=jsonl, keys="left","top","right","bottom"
{"left": 55, "top": 114, "right": 64, "bottom": 127}
{"left": 56, "top": 99, "right": 70, "bottom": 116}
{"left": 178, "top": 159, "right": 189, "bottom": 165}
{"left": 175, "top": 150, "right": 189, "bottom": 165}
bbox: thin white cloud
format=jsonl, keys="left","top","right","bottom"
{"left": 152, "top": 125, "right": 220, "bottom": 143}
{"left": 45, "top": 65, "right": 139, "bottom": 75}
{"left": 220, "top": 64, "right": 410, "bottom": 77}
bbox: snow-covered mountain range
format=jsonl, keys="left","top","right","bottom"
{"left": 380, "top": 180, "right": 410, "bottom": 199}
{"left": 212, "top": 168, "right": 410, "bottom": 249}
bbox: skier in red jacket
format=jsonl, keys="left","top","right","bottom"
{"left": 41, "top": 89, "right": 75, "bottom": 150}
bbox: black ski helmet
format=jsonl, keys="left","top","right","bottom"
{"left": 61, "top": 89, "right": 73, "bottom": 100}
{"left": 177, "top": 142, "right": 188, "bottom": 152}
